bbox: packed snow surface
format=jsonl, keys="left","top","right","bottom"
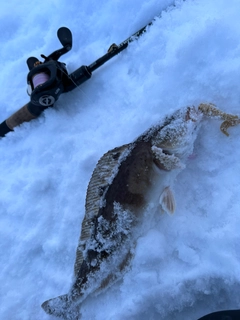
{"left": 0, "top": 0, "right": 240, "bottom": 319}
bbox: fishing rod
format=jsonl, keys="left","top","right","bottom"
{"left": 0, "top": 17, "right": 156, "bottom": 138}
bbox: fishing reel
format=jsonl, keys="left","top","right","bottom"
{"left": 26, "top": 27, "right": 73, "bottom": 108}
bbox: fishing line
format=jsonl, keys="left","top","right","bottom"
{"left": 32, "top": 72, "right": 50, "bottom": 88}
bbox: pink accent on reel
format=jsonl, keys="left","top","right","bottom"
{"left": 32, "top": 72, "right": 50, "bottom": 88}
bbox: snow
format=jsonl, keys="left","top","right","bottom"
{"left": 1, "top": 0, "right": 240, "bottom": 319}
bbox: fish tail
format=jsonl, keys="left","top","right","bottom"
{"left": 41, "top": 294, "right": 81, "bottom": 319}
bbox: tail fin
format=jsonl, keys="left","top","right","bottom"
{"left": 41, "top": 294, "right": 80, "bottom": 319}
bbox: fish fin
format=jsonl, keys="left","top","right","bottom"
{"left": 73, "top": 144, "right": 132, "bottom": 277}
{"left": 85, "top": 143, "right": 132, "bottom": 221}
{"left": 152, "top": 146, "right": 184, "bottom": 170}
{"left": 159, "top": 186, "right": 175, "bottom": 214}
{"left": 41, "top": 294, "right": 80, "bottom": 319}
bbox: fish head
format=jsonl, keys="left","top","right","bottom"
{"left": 152, "top": 106, "right": 203, "bottom": 159}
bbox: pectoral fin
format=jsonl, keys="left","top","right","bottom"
{"left": 159, "top": 186, "right": 175, "bottom": 214}
{"left": 152, "top": 146, "right": 184, "bottom": 171}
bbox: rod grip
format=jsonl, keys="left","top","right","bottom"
{"left": 0, "top": 103, "right": 38, "bottom": 137}
{"left": 5, "top": 104, "right": 37, "bottom": 130}
{"left": 0, "top": 120, "right": 12, "bottom": 137}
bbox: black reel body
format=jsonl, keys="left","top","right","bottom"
{"left": 26, "top": 27, "right": 73, "bottom": 109}
{"left": 27, "top": 60, "right": 68, "bottom": 108}
{"left": 25, "top": 26, "right": 92, "bottom": 110}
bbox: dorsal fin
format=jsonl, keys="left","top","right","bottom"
{"left": 73, "top": 143, "right": 132, "bottom": 276}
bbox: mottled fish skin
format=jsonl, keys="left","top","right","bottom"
{"left": 42, "top": 104, "right": 239, "bottom": 319}
{"left": 41, "top": 106, "right": 203, "bottom": 318}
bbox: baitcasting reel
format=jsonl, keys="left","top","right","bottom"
{"left": 26, "top": 27, "right": 73, "bottom": 108}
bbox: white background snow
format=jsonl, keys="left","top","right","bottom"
{"left": 0, "top": 0, "right": 240, "bottom": 319}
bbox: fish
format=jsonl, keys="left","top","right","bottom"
{"left": 41, "top": 103, "right": 239, "bottom": 319}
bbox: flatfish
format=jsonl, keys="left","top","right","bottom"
{"left": 42, "top": 104, "right": 239, "bottom": 319}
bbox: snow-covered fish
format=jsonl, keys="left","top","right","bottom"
{"left": 41, "top": 104, "right": 239, "bottom": 319}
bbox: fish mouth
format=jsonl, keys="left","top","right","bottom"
{"left": 151, "top": 106, "right": 202, "bottom": 156}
